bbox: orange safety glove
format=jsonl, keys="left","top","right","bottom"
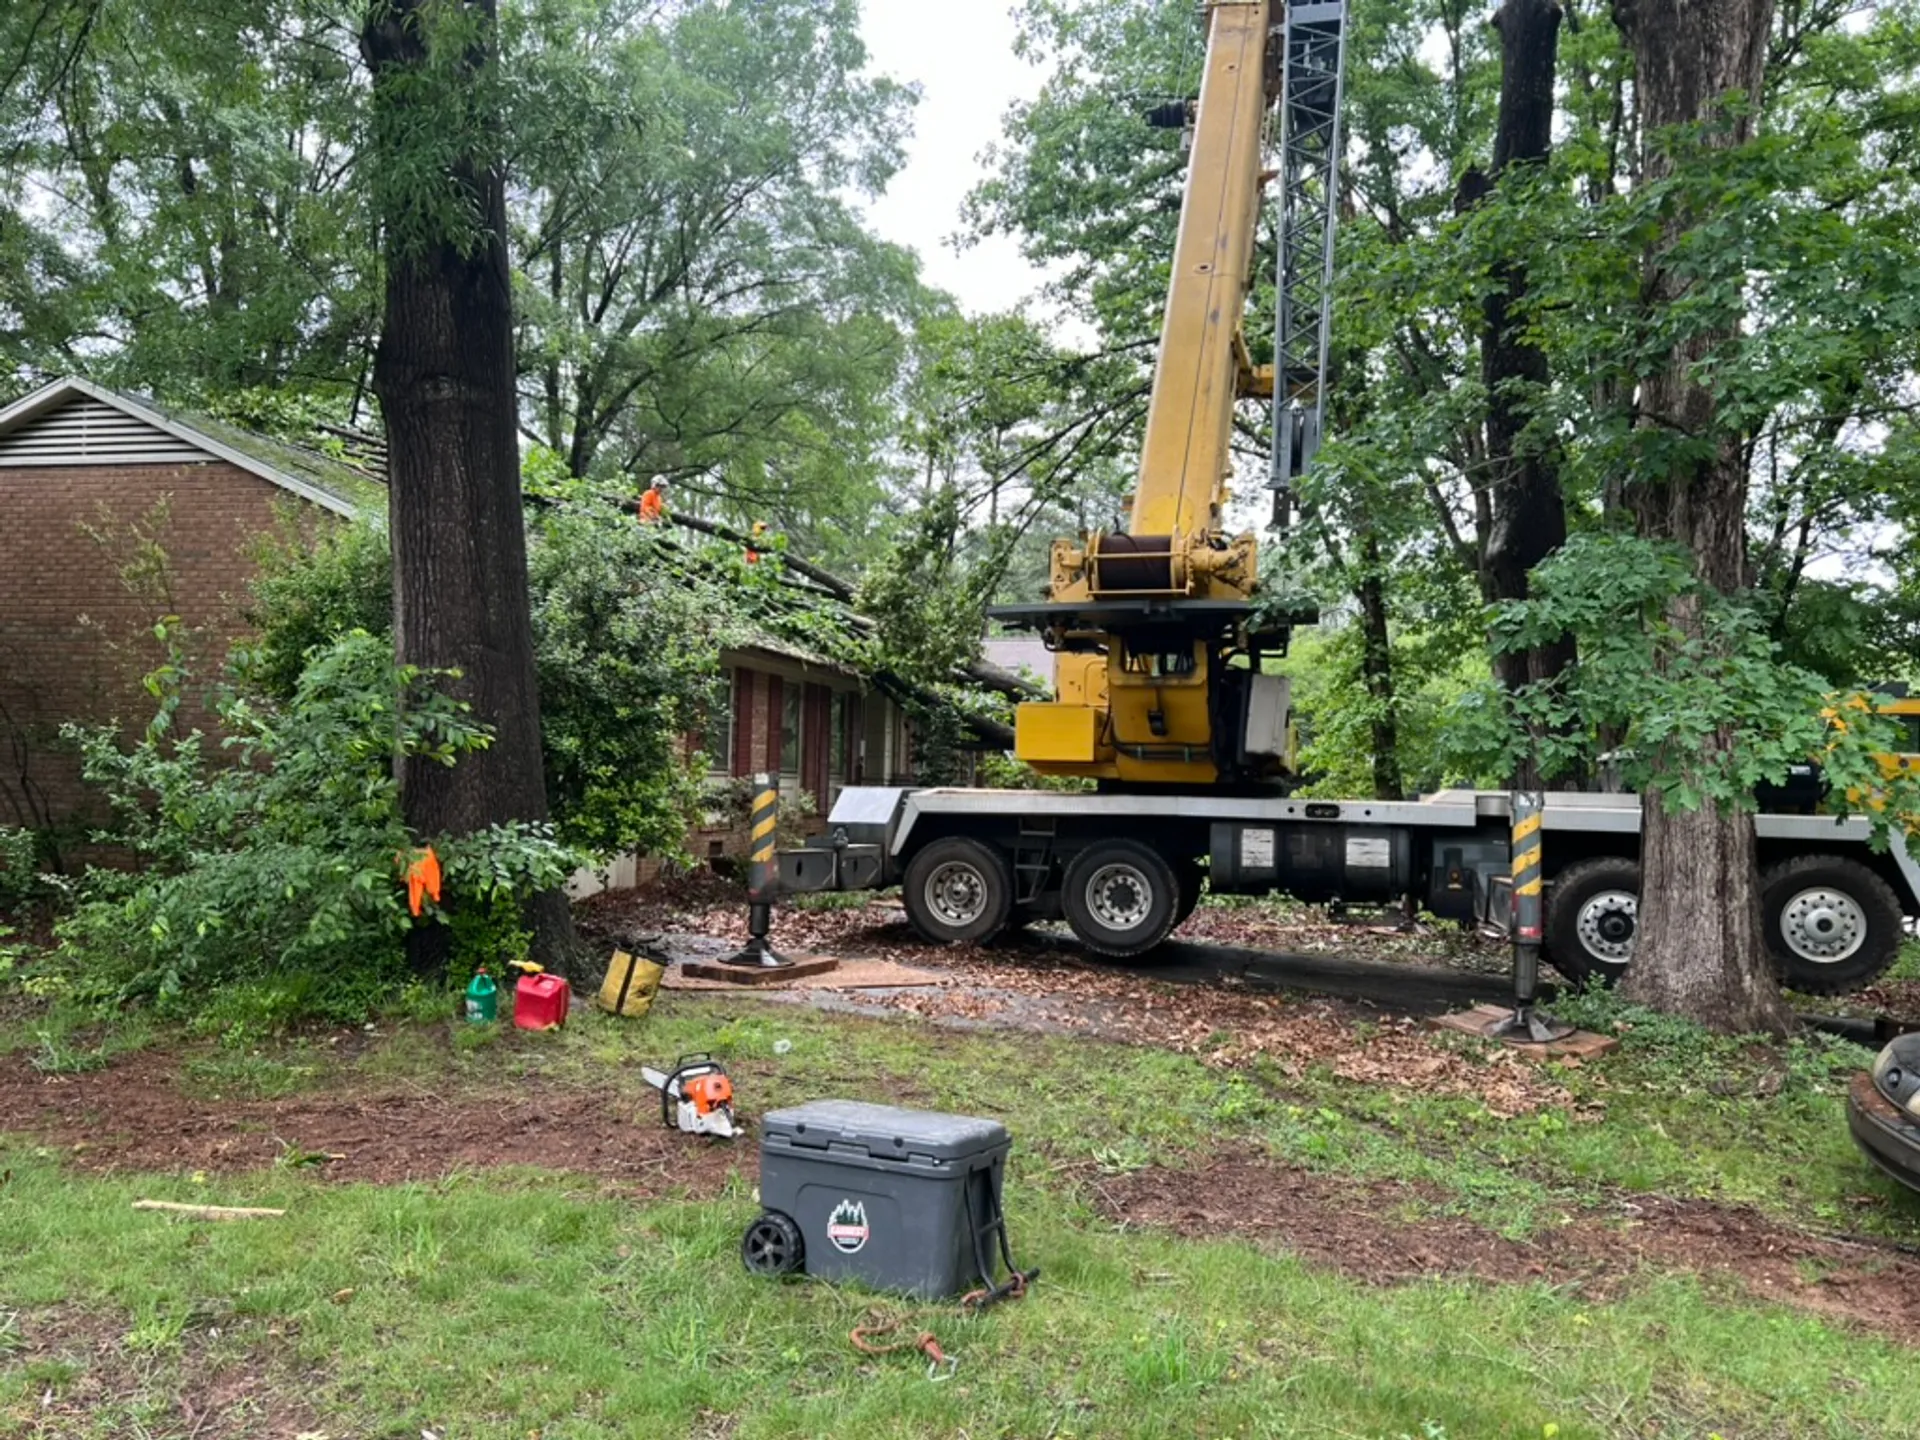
{"left": 402, "top": 846, "right": 443, "bottom": 917}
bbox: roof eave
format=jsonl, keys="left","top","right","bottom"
{"left": 0, "top": 376, "right": 360, "bottom": 520}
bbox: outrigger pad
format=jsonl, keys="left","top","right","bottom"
{"left": 1429, "top": 1004, "right": 1619, "bottom": 1060}
{"left": 681, "top": 955, "right": 841, "bottom": 986}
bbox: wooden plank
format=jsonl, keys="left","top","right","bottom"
{"left": 1428, "top": 1004, "right": 1619, "bottom": 1060}
{"left": 133, "top": 1201, "right": 286, "bottom": 1220}
{"left": 663, "top": 956, "right": 940, "bottom": 992}
{"left": 680, "top": 954, "right": 843, "bottom": 987}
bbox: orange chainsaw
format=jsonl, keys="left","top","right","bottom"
{"left": 642, "top": 1053, "right": 737, "bottom": 1139}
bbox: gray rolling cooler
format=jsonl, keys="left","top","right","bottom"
{"left": 741, "top": 1100, "right": 1036, "bottom": 1303}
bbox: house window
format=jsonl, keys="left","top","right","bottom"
{"left": 702, "top": 671, "right": 733, "bottom": 773}
{"left": 781, "top": 680, "right": 801, "bottom": 775}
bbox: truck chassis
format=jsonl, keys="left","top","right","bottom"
{"left": 781, "top": 787, "right": 1920, "bottom": 996}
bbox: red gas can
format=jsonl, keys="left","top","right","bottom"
{"left": 513, "top": 972, "right": 571, "bottom": 1031}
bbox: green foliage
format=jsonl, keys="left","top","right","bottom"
{"left": 524, "top": 506, "right": 719, "bottom": 859}
{"left": 51, "top": 627, "right": 573, "bottom": 1017}
{"left": 242, "top": 508, "right": 725, "bottom": 862}
{"left": 856, "top": 491, "right": 995, "bottom": 687}
{"left": 505, "top": 0, "right": 921, "bottom": 567}
{"left": 1287, "top": 626, "right": 1494, "bottom": 798}
{"left": 237, "top": 516, "right": 393, "bottom": 700}
{"left": 1447, "top": 533, "right": 1920, "bottom": 827}
{"left": 445, "top": 889, "right": 532, "bottom": 977}
{"left": 0, "top": 1, "right": 374, "bottom": 400}
{"left": 0, "top": 826, "right": 44, "bottom": 912}
{"left": 973, "top": 751, "right": 1095, "bottom": 792}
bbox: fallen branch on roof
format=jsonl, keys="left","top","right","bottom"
{"left": 523, "top": 486, "right": 1042, "bottom": 704}
{"left": 668, "top": 511, "right": 856, "bottom": 601}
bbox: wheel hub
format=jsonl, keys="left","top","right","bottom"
{"left": 924, "top": 861, "right": 988, "bottom": 927}
{"left": 1575, "top": 890, "right": 1637, "bottom": 964}
{"left": 743, "top": 1215, "right": 799, "bottom": 1275}
{"left": 1779, "top": 887, "right": 1866, "bottom": 963}
{"left": 1086, "top": 863, "right": 1153, "bottom": 931}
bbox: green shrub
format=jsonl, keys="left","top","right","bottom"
{"left": 53, "top": 626, "right": 575, "bottom": 1017}
{"left": 0, "top": 825, "right": 43, "bottom": 910}
{"left": 525, "top": 506, "right": 717, "bottom": 859}
{"left": 237, "top": 513, "right": 391, "bottom": 700}
{"left": 242, "top": 509, "right": 718, "bottom": 862}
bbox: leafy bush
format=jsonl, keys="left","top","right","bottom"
{"left": 244, "top": 507, "right": 720, "bottom": 862}
{"left": 0, "top": 825, "right": 44, "bottom": 911}
{"left": 698, "top": 776, "right": 818, "bottom": 849}
{"left": 53, "top": 627, "right": 574, "bottom": 1016}
{"left": 238, "top": 512, "right": 391, "bottom": 700}
{"left": 974, "top": 751, "right": 1095, "bottom": 792}
{"left": 525, "top": 505, "right": 718, "bottom": 858}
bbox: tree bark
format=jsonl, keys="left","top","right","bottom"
{"left": 1357, "top": 533, "right": 1404, "bottom": 801}
{"left": 1466, "top": 0, "right": 1573, "bottom": 789}
{"left": 1613, "top": 0, "right": 1789, "bottom": 1034}
{"left": 363, "top": 0, "right": 579, "bottom": 978}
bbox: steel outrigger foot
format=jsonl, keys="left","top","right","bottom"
{"left": 725, "top": 930, "right": 794, "bottom": 970}
{"left": 1485, "top": 1003, "right": 1574, "bottom": 1046}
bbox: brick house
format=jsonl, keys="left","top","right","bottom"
{"left": 0, "top": 377, "right": 378, "bottom": 842}
{"left": 1, "top": 376, "right": 1003, "bottom": 881}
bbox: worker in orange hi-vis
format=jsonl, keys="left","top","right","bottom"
{"left": 745, "top": 520, "right": 769, "bottom": 564}
{"left": 638, "top": 475, "right": 668, "bottom": 523}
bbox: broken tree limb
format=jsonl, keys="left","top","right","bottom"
{"left": 133, "top": 1200, "right": 287, "bottom": 1220}
{"left": 668, "top": 511, "right": 857, "bottom": 600}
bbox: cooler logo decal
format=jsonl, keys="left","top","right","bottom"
{"left": 827, "top": 1199, "right": 870, "bottom": 1254}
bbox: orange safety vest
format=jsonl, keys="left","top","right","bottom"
{"left": 638, "top": 489, "right": 665, "bottom": 523}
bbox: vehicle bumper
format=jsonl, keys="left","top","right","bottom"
{"left": 1847, "top": 1072, "right": 1920, "bottom": 1193}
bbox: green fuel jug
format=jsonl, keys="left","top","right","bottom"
{"left": 465, "top": 967, "right": 499, "bottom": 1023}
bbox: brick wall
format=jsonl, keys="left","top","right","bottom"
{"left": 0, "top": 460, "right": 325, "bottom": 835}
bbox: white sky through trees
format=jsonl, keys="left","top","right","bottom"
{"left": 857, "top": 0, "right": 1049, "bottom": 316}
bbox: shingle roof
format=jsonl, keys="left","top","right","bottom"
{"left": 0, "top": 377, "right": 385, "bottom": 517}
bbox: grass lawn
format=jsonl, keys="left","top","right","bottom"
{"left": 3, "top": 989, "right": 1919, "bottom": 1438}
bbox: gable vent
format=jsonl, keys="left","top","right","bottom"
{"left": 0, "top": 395, "right": 208, "bottom": 467}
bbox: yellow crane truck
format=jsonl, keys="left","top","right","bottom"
{"left": 781, "top": 0, "right": 1920, "bottom": 997}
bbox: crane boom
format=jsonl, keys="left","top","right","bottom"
{"left": 1131, "top": 0, "right": 1274, "bottom": 543}
{"left": 1268, "top": 1, "right": 1349, "bottom": 523}
{"left": 992, "top": 0, "right": 1349, "bottom": 791}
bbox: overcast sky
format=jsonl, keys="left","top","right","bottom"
{"left": 856, "top": 0, "right": 1051, "bottom": 316}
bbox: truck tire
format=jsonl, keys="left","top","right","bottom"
{"left": 1544, "top": 856, "right": 1640, "bottom": 988}
{"left": 1760, "top": 855, "right": 1904, "bottom": 995}
{"left": 1173, "top": 860, "right": 1205, "bottom": 931}
{"left": 1062, "top": 839, "right": 1180, "bottom": 959}
{"left": 902, "top": 838, "right": 1014, "bottom": 945}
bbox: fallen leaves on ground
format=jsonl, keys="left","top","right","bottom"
{"left": 576, "top": 884, "right": 1572, "bottom": 1115}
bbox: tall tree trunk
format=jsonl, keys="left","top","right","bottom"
{"left": 1357, "top": 533, "right": 1403, "bottom": 801}
{"left": 1613, "top": 0, "right": 1789, "bottom": 1034}
{"left": 1463, "top": 0, "right": 1573, "bottom": 790}
{"left": 362, "top": 0, "right": 579, "bottom": 977}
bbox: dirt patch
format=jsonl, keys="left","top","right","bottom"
{"left": 583, "top": 891, "right": 1573, "bottom": 1115}
{"left": 2, "top": 1305, "right": 325, "bottom": 1439}
{"left": 0, "top": 1047, "right": 749, "bottom": 1194}
{"left": 576, "top": 885, "right": 1502, "bottom": 970}
{"left": 1093, "top": 1154, "right": 1920, "bottom": 1342}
